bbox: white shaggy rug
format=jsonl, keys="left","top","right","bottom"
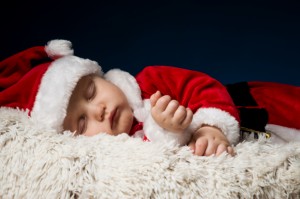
{"left": 0, "top": 107, "right": 300, "bottom": 199}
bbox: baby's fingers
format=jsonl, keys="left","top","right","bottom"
{"left": 165, "top": 100, "right": 180, "bottom": 116}
{"left": 150, "top": 91, "right": 162, "bottom": 107}
{"left": 215, "top": 144, "right": 227, "bottom": 156}
{"left": 173, "top": 105, "right": 187, "bottom": 123}
{"left": 173, "top": 107, "right": 193, "bottom": 123}
{"left": 227, "top": 146, "right": 235, "bottom": 156}
{"left": 181, "top": 108, "right": 193, "bottom": 126}
{"left": 189, "top": 137, "right": 208, "bottom": 156}
{"left": 154, "top": 95, "right": 172, "bottom": 112}
{"left": 216, "top": 144, "right": 235, "bottom": 156}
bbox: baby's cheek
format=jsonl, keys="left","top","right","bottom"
{"left": 123, "top": 111, "right": 134, "bottom": 134}
{"left": 85, "top": 121, "right": 110, "bottom": 136}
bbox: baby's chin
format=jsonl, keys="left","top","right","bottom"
{"left": 122, "top": 124, "right": 133, "bottom": 136}
{"left": 113, "top": 123, "right": 133, "bottom": 136}
{"left": 112, "top": 130, "right": 130, "bottom": 136}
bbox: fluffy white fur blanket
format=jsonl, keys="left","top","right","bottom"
{"left": 0, "top": 107, "right": 300, "bottom": 199}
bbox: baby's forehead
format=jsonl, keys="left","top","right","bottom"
{"left": 74, "top": 75, "right": 92, "bottom": 90}
{"left": 68, "top": 76, "right": 91, "bottom": 105}
{"left": 75, "top": 74, "right": 100, "bottom": 88}
{"left": 69, "top": 74, "right": 102, "bottom": 101}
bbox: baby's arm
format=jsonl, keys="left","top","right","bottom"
{"left": 150, "top": 91, "right": 193, "bottom": 134}
{"left": 136, "top": 66, "right": 239, "bottom": 156}
{"left": 188, "top": 125, "right": 234, "bottom": 156}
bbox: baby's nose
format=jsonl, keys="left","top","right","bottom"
{"left": 97, "top": 104, "right": 106, "bottom": 121}
{"left": 89, "top": 103, "right": 105, "bottom": 121}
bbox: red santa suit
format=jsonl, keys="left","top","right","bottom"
{"left": 105, "top": 66, "right": 300, "bottom": 145}
{"left": 248, "top": 81, "right": 300, "bottom": 143}
{"left": 105, "top": 66, "right": 240, "bottom": 145}
{"left": 1, "top": 39, "right": 299, "bottom": 145}
{"left": 2, "top": 40, "right": 240, "bottom": 146}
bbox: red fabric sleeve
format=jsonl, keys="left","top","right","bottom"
{"left": 135, "top": 65, "right": 240, "bottom": 122}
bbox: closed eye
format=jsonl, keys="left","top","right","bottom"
{"left": 77, "top": 115, "right": 87, "bottom": 135}
{"left": 86, "top": 78, "right": 96, "bottom": 101}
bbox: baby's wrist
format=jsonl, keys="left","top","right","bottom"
{"left": 161, "top": 126, "right": 186, "bottom": 134}
{"left": 195, "top": 125, "right": 224, "bottom": 137}
{"left": 198, "top": 124, "right": 222, "bottom": 132}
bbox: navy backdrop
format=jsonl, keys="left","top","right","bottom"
{"left": 2, "top": 1, "right": 300, "bottom": 85}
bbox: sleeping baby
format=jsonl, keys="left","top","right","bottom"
{"left": 1, "top": 39, "right": 299, "bottom": 157}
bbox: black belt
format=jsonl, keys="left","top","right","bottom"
{"left": 226, "top": 82, "right": 270, "bottom": 140}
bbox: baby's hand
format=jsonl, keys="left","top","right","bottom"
{"left": 188, "top": 125, "right": 234, "bottom": 156}
{"left": 150, "top": 91, "right": 193, "bottom": 134}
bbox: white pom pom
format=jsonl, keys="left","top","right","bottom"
{"left": 45, "top": 39, "right": 74, "bottom": 58}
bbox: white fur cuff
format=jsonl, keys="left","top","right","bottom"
{"left": 143, "top": 114, "right": 192, "bottom": 146}
{"left": 190, "top": 108, "right": 240, "bottom": 144}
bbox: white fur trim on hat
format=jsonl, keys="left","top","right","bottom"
{"left": 104, "top": 69, "right": 143, "bottom": 110}
{"left": 31, "top": 55, "right": 103, "bottom": 132}
{"left": 45, "top": 39, "right": 74, "bottom": 58}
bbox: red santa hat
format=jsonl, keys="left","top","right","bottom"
{"left": 0, "top": 39, "right": 103, "bottom": 132}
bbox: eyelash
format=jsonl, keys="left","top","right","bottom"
{"left": 77, "top": 79, "right": 96, "bottom": 135}
{"left": 77, "top": 115, "right": 87, "bottom": 135}
{"left": 87, "top": 80, "right": 96, "bottom": 101}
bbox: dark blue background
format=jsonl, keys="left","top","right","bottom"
{"left": 2, "top": 1, "right": 300, "bottom": 85}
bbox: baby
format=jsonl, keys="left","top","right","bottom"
{"left": 1, "top": 39, "right": 299, "bottom": 157}
{"left": 62, "top": 72, "right": 234, "bottom": 156}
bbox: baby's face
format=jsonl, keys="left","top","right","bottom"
{"left": 63, "top": 74, "right": 134, "bottom": 136}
